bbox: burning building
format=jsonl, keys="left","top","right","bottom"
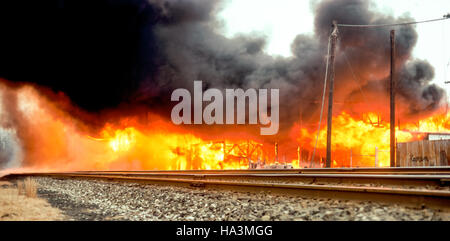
{"left": 0, "top": 0, "right": 448, "bottom": 171}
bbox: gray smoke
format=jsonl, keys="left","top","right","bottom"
{"left": 139, "top": 0, "right": 446, "bottom": 139}
{"left": 0, "top": 85, "right": 24, "bottom": 169}
{"left": 0, "top": 128, "right": 23, "bottom": 169}
{"left": 397, "top": 60, "right": 445, "bottom": 114}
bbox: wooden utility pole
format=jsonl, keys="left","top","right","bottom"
{"left": 326, "top": 21, "right": 338, "bottom": 168}
{"left": 390, "top": 30, "right": 396, "bottom": 167}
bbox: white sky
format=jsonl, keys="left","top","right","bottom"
{"left": 218, "top": 0, "right": 450, "bottom": 96}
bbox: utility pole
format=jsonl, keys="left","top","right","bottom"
{"left": 390, "top": 30, "right": 396, "bottom": 167}
{"left": 326, "top": 21, "right": 338, "bottom": 168}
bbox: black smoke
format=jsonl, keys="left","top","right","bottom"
{"left": 0, "top": 0, "right": 446, "bottom": 136}
{"left": 0, "top": 0, "right": 161, "bottom": 111}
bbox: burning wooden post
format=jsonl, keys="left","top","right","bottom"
{"left": 247, "top": 139, "right": 251, "bottom": 167}
{"left": 275, "top": 142, "right": 279, "bottom": 163}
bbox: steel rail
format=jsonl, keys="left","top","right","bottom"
{"left": 3, "top": 170, "right": 450, "bottom": 210}
{"left": 7, "top": 172, "right": 450, "bottom": 189}
{"left": 72, "top": 166, "right": 450, "bottom": 175}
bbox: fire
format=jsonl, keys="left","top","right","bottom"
{"left": 0, "top": 83, "right": 258, "bottom": 171}
{"left": 84, "top": 122, "right": 259, "bottom": 170}
{"left": 85, "top": 110, "right": 449, "bottom": 170}
{"left": 98, "top": 127, "right": 262, "bottom": 170}
{"left": 0, "top": 82, "right": 448, "bottom": 171}
{"left": 101, "top": 127, "right": 137, "bottom": 153}
{"left": 404, "top": 113, "right": 450, "bottom": 133}
{"left": 296, "top": 111, "right": 450, "bottom": 168}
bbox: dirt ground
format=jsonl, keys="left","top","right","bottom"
{"left": 0, "top": 181, "right": 64, "bottom": 221}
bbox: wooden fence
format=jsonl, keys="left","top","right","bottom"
{"left": 396, "top": 140, "right": 450, "bottom": 167}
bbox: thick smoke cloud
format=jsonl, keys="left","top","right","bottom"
{"left": 397, "top": 60, "right": 445, "bottom": 114}
{"left": 312, "top": 0, "right": 444, "bottom": 119}
{"left": 0, "top": 0, "right": 159, "bottom": 112}
{"left": 0, "top": 0, "right": 446, "bottom": 139}
{"left": 142, "top": 0, "right": 447, "bottom": 134}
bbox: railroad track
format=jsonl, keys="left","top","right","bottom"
{"left": 3, "top": 167, "right": 450, "bottom": 210}
{"left": 78, "top": 166, "right": 450, "bottom": 175}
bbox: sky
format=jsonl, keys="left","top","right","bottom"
{"left": 218, "top": 0, "right": 450, "bottom": 96}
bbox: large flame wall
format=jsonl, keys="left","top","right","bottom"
{"left": 0, "top": 82, "right": 448, "bottom": 172}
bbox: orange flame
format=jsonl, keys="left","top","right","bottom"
{"left": 296, "top": 111, "right": 450, "bottom": 167}
{"left": 2, "top": 82, "right": 449, "bottom": 171}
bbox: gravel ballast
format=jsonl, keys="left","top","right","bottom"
{"left": 31, "top": 177, "right": 449, "bottom": 221}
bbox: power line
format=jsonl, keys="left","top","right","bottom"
{"left": 337, "top": 15, "right": 450, "bottom": 28}
{"left": 443, "top": 20, "right": 448, "bottom": 85}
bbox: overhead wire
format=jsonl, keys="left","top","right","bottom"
{"left": 337, "top": 16, "right": 449, "bottom": 28}
{"left": 442, "top": 20, "right": 448, "bottom": 85}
